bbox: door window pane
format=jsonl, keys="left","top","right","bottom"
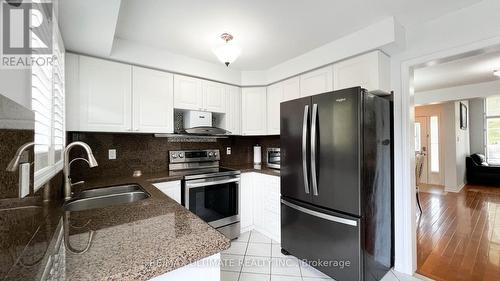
{"left": 415, "top": 123, "right": 421, "bottom": 152}
{"left": 430, "top": 116, "right": 439, "bottom": 172}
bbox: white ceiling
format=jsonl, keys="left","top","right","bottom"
{"left": 414, "top": 49, "right": 500, "bottom": 92}
{"left": 61, "top": 0, "right": 482, "bottom": 70}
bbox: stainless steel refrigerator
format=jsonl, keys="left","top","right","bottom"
{"left": 280, "top": 87, "right": 393, "bottom": 281}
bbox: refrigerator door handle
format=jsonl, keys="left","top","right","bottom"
{"left": 310, "top": 103, "right": 319, "bottom": 196}
{"left": 302, "top": 105, "right": 310, "bottom": 194}
{"left": 281, "top": 199, "right": 358, "bottom": 226}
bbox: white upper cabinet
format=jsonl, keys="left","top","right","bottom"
{"left": 225, "top": 85, "right": 242, "bottom": 135}
{"left": 241, "top": 87, "right": 267, "bottom": 135}
{"left": 266, "top": 83, "right": 282, "bottom": 135}
{"left": 299, "top": 65, "right": 333, "bottom": 97}
{"left": 333, "top": 50, "right": 390, "bottom": 93}
{"left": 202, "top": 81, "right": 226, "bottom": 113}
{"left": 66, "top": 54, "right": 175, "bottom": 133}
{"left": 174, "top": 74, "right": 226, "bottom": 113}
{"left": 132, "top": 66, "right": 174, "bottom": 133}
{"left": 77, "top": 56, "right": 132, "bottom": 132}
{"left": 282, "top": 76, "right": 300, "bottom": 102}
{"left": 173, "top": 74, "right": 203, "bottom": 111}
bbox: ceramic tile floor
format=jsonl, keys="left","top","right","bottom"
{"left": 221, "top": 230, "right": 426, "bottom": 281}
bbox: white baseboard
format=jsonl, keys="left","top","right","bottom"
{"left": 444, "top": 183, "right": 465, "bottom": 193}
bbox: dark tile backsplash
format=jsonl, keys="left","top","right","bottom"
{"left": 67, "top": 132, "right": 279, "bottom": 181}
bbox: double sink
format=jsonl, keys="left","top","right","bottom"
{"left": 63, "top": 184, "right": 150, "bottom": 212}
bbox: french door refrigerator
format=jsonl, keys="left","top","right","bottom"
{"left": 280, "top": 87, "right": 393, "bottom": 281}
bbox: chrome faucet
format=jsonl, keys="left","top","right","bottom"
{"left": 6, "top": 142, "right": 34, "bottom": 172}
{"left": 63, "top": 141, "right": 98, "bottom": 200}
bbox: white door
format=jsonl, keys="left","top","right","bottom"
{"left": 203, "top": 81, "right": 226, "bottom": 113}
{"left": 225, "top": 86, "right": 241, "bottom": 135}
{"left": 79, "top": 56, "right": 132, "bottom": 132}
{"left": 267, "top": 83, "right": 282, "bottom": 135}
{"left": 241, "top": 87, "right": 267, "bottom": 135}
{"left": 415, "top": 116, "right": 443, "bottom": 185}
{"left": 173, "top": 75, "right": 203, "bottom": 111}
{"left": 132, "top": 67, "right": 174, "bottom": 133}
{"left": 282, "top": 76, "right": 300, "bottom": 102}
{"left": 299, "top": 65, "right": 333, "bottom": 97}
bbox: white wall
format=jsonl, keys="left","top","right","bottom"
{"left": 453, "top": 101, "right": 470, "bottom": 191}
{"left": 0, "top": 70, "right": 31, "bottom": 109}
{"left": 0, "top": 2, "right": 31, "bottom": 109}
{"left": 390, "top": 0, "right": 500, "bottom": 273}
{"left": 415, "top": 80, "right": 500, "bottom": 105}
{"left": 441, "top": 103, "right": 457, "bottom": 191}
{"left": 469, "top": 98, "right": 485, "bottom": 155}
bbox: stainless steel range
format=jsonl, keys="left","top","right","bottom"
{"left": 169, "top": 149, "right": 240, "bottom": 239}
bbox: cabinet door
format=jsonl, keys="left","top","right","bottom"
{"left": 261, "top": 174, "right": 281, "bottom": 242}
{"left": 241, "top": 87, "right": 267, "bottom": 135}
{"left": 203, "top": 81, "right": 226, "bottom": 113}
{"left": 252, "top": 173, "right": 264, "bottom": 229}
{"left": 299, "top": 65, "right": 333, "bottom": 97}
{"left": 333, "top": 50, "right": 390, "bottom": 92}
{"left": 266, "top": 83, "right": 282, "bottom": 135}
{"left": 173, "top": 74, "right": 203, "bottom": 111}
{"left": 79, "top": 56, "right": 132, "bottom": 132}
{"left": 225, "top": 86, "right": 241, "bottom": 135}
{"left": 132, "top": 67, "right": 174, "bottom": 133}
{"left": 240, "top": 173, "right": 254, "bottom": 230}
{"left": 153, "top": 181, "right": 181, "bottom": 204}
{"left": 282, "top": 76, "right": 300, "bottom": 102}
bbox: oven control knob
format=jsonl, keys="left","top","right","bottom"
{"left": 208, "top": 152, "right": 213, "bottom": 157}
{"left": 178, "top": 153, "right": 184, "bottom": 158}
{"left": 171, "top": 153, "right": 177, "bottom": 159}
{"left": 213, "top": 152, "right": 218, "bottom": 157}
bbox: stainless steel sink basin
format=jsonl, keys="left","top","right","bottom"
{"left": 63, "top": 184, "right": 150, "bottom": 212}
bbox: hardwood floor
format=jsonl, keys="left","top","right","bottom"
{"left": 416, "top": 184, "right": 500, "bottom": 281}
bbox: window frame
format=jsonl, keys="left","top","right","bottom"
{"left": 485, "top": 96, "right": 500, "bottom": 164}
{"left": 32, "top": 15, "right": 65, "bottom": 190}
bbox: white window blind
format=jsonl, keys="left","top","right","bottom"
{"left": 32, "top": 8, "right": 65, "bottom": 190}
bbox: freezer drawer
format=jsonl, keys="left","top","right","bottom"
{"left": 281, "top": 198, "right": 362, "bottom": 281}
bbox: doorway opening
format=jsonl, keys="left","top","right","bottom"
{"left": 406, "top": 44, "right": 500, "bottom": 280}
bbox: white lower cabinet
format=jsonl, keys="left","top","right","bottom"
{"left": 149, "top": 253, "right": 220, "bottom": 281}
{"left": 240, "top": 172, "right": 280, "bottom": 243}
{"left": 240, "top": 173, "right": 254, "bottom": 231}
{"left": 153, "top": 181, "right": 181, "bottom": 204}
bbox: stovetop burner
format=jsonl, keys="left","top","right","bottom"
{"left": 169, "top": 167, "right": 240, "bottom": 180}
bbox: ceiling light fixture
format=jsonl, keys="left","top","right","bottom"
{"left": 212, "top": 33, "right": 241, "bottom": 67}
{"left": 494, "top": 69, "right": 500, "bottom": 77}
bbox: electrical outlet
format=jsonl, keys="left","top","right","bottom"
{"left": 108, "top": 149, "right": 116, "bottom": 160}
{"left": 226, "top": 147, "right": 231, "bottom": 155}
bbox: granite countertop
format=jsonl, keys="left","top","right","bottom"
{"left": 1, "top": 171, "right": 230, "bottom": 281}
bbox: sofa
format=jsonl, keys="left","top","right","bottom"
{"left": 466, "top": 153, "right": 500, "bottom": 186}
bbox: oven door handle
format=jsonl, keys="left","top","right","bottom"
{"left": 185, "top": 178, "right": 240, "bottom": 188}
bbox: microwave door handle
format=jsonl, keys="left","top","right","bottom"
{"left": 302, "top": 105, "right": 310, "bottom": 194}
{"left": 311, "top": 103, "right": 319, "bottom": 196}
{"left": 185, "top": 178, "right": 240, "bottom": 188}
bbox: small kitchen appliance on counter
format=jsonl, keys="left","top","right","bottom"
{"left": 266, "top": 148, "right": 280, "bottom": 169}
